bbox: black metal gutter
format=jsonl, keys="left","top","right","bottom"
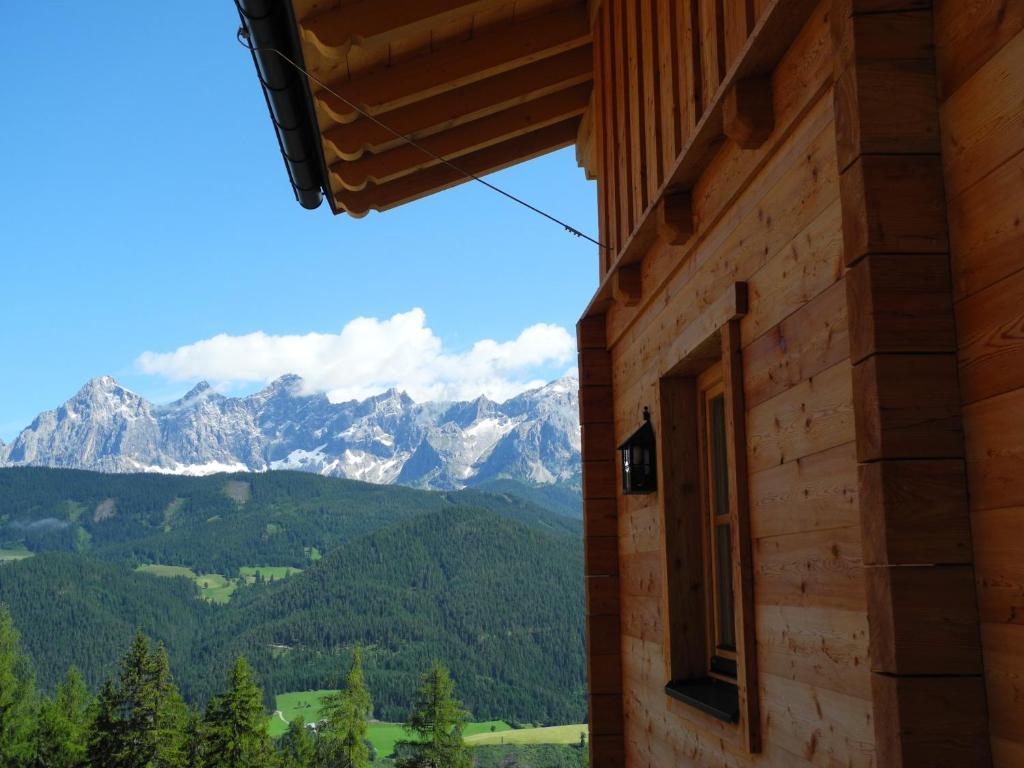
{"left": 236, "top": 0, "right": 330, "bottom": 210}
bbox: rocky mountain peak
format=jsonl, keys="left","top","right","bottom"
{"left": 1, "top": 377, "right": 582, "bottom": 491}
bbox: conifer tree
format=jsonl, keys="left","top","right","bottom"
{"left": 319, "top": 646, "right": 373, "bottom": 768}
{"left": 0, "top": 606, "right": 36, "bottom": 768}
{"left": 180, "top": 709, "right": 205, "bottom": 768}
{"left": 202, "top": 657, "right": 272, "bottom": 768}
{"left": 87, "top": 631, "right": 187, "bottom": 768}
{"left": 396, "top": 661, "right": 470, "bottom": 768}
{"left": 277, "top": 717, "right": 315, "bottom": 768}
{"left": 33, "top": 666, "right": 92, "bottom": 768}
{"left": 87, "top": 680, "right": 122, "bottom": 768}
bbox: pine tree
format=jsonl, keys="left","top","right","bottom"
{"left": 181, "top": 709, "right": 205, "bottom": 768}
{"left": 277, "top": 717, "right": 315, "bottom": 768}
{"left": 149, "top": 643, "right": 188, "bottom": 768}
{"left": 33, "top": 666, "right": 92, "bottom": 768}
{"left": 86, "top": 631, "right": 187, "bottom": 768}
{"left": 396, "top": 661, "right": 470, "bottom": 768}
{"left": 319, "top": 647, "right": 373, "bottom": 768}
{"left": 0, "top": 605, "right": 36, "bottom": 768}
{"left": 87, "top": 680, "right": 122, "bottom": 768}
{"left": 202, "top": 657, "right": 272, "bottom": 768}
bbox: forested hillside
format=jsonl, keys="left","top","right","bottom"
{"left": 0, "top": 467, "right": 578, "bottom": 570}
{"left": 0, "top": 468, "right": 585, "bottom": 725}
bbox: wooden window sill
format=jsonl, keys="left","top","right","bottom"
{"left": 665, "top": 678, "right": 739, "bottom": 724}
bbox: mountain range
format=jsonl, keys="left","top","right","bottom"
{"left": 0, "top": 375, "right": 581, "bottom": 491}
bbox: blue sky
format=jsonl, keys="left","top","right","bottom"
{"left": 0, "top": 3, "right": 599, "bottom": 440}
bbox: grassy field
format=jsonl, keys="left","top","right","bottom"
{"left": 464, "top": 724, "right": 587, "bottom": 746}
{"left": 240, "top": 566, "right": 303, "bottom": 584}
{"left": 267, "top": 690, "right": 511, "bottom": 756}
{"left": 0, "top": 547, "right": 34, "bottom": 563}
{"left": 137, "top": 563, "right": 301, "bottom": 603}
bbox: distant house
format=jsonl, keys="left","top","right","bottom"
{"left": 240, "top": 1, "right": 1024, "bottom": 765}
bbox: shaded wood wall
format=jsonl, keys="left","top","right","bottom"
{"left": 580, "top": 0, "right": 1022, "bottom": 765}
{"left": 934, "top": 1, "right": 1024, "bottom": 764}
{"left": 589, "top": 3, "right": 879, "bottom": 765}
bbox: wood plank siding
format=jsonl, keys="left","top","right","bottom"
{"left": 935, "top": 1, "right": 1024, "bottom": 764}
{"left": 578, "top": 0, "right": 1022, "bottom": 765}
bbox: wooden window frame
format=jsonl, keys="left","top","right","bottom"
{"left": 697, "top": 366, "right": 738, "bottom": 682}
{"left": 655, "top": 283, "right": 759, "bottom": 753}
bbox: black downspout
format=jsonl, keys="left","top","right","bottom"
{"left": 236, "top": 0, "right": 327, "bottom": 210}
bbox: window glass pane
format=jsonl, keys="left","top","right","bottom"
{"left": 710, "top": 394, "right": 729, "bottom": 516}
{"left": 716, "top": 523, "right": 735, "bottom": 650}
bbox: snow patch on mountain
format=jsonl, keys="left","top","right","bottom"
{"left": 1, "top": 375, "right": 581, "bottom": 491}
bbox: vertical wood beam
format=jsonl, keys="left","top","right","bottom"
{"left": 627, "top": 0, "right": 649, "bottom": 217}
{"left": 600, "top": 0, "right": 621, "bottom": 265}
{"left": 657, "top": 0, "right": 682, "bottom": 177}
{"left": 832, "top": 2, "right": 992, "bottom": 764}
{"left": 642, "top": 0, "right": 663, "bottom": 199}
{"left": 577, "top": 314, "right": 626, "bottom": 768}
{"left": 721, "top": 319, "right": 760, "bottom": 753}
{"left": 613, "top": 0, "right": 634, "bottom": 239}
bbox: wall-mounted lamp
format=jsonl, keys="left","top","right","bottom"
{"left": 619, "top": 406, "right": 657, "bottom": 495}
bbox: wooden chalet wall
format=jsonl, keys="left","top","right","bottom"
{"left": 583, "top": 2, "right": 874, "bottom": 764}
{"left": 578, "top": 0, "right": 1019, "bottom": 766}
{"left": 934, "top": 1, "right": 1024, "bottom": 764}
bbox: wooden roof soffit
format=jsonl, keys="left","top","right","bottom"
{"left": 315, "top": 6, "right": 591, "bottom": 126}
{"left": 302, "top": 0, "right": 511, "bottom": 58}
{"left": 321, "top": 47, "right": 593, "bottom": 162}
{"left": 581, "top": 0, "right": 818, "bottom": 321}
{"left": 333, "top": 119, "right": 580, "bottom": 217}
{"left": 330, "top": 84, "right": 592, "bottom": 191}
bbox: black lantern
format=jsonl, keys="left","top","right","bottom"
{"left": 619, "top": 406, "right": 657, "bottom": 494}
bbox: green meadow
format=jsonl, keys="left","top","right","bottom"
{"left": 464, "top": 723, "right": 587, "bottom": 746}
{"left": 0, "top": 546, "right": 34, "bottom": 563}
{"left": 136, "top": 563, "right": 301, "bottom": 603}
{"left": 267, "top": 689, "right": 513, "bottom": 757}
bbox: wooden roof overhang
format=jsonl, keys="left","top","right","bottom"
{"left": 275, "top": 0, "right": 595, "bottom": 217}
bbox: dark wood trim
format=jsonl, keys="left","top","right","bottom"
{"left": 721, "top": 318, "right": 760, "bottom": 752}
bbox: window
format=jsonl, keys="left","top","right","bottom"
{"left": 698, "top": 365, "right": 737, "bottom": 682}
{"left": 657, "top": 312, "right": 759, "bottom": 752}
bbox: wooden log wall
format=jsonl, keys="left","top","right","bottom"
{"left": 591, "top": 0, "right": 767, "bottom": 275}
{"left": 831, "top": 1, "right": 990, "bottom": 764}
{"left": 588, "top": 2, "right": 885, "bottom": 764}
{"left": 933, "top": 1, "right": 1024, "bottom": 764}
{"left": 578, "top": 314, "right": 627, "bottom": 768}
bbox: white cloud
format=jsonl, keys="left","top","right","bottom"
{"left": 136, "top": 308, "right": 576, "bottom": 403}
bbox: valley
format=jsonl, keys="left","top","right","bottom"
{"left": 0, "top": 467, "right": 586, "bottom": 737}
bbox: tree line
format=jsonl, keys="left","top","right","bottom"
{"left": 0, "top": 606, "right": 474, "bottom": 768}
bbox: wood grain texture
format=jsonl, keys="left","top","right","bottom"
{"left": 872, "top": 674, "right": 992, "bottom": 768}
{"left": 964, "top": 387, "right": 1024, "bottom": 513}
{"left": 956, "top": 264, "right": 1024, "bottom": 405}
{"left": 934, "top": 0, "right": 1024, "bottom": 99}
{"left": 972, "top": 507, "right": 1024, "bottom": 625}
{"left": 939, "top": 27, "right": 1024, "bottom": 199}
{"left": 747, "top": 360, "right": 855, "bottom": 473}
{"left": 859, "top": 459, "right": 972, "bottom": 566}
{"left": 867, "top": 564, "right": 983, "bottom": 675}
{"left": 845, "top": 253, "right": 957, "bottom": 363}
{"left": 850, "top": 353, "right": 963, "bottom": 462}
{"left": 754, "top": 525, "right": 866, "bottom": 611}
{"left": 749, "top": 441, "right": 859, "bottom": 540}
{"left": 743, "top": 277, "right": 849, "bottom": 410}
{"left": 839, "top": 154, "right": 950, "bottom": 267}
